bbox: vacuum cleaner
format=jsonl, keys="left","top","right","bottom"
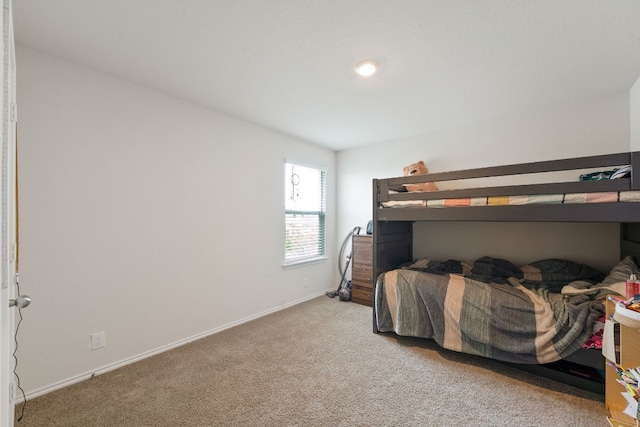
{"left": 326, "top": 226, "right": 361, "bottom": 301}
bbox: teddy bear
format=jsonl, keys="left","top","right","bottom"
{"left": 403, "top": 160, "right": 437, "bottom": 192}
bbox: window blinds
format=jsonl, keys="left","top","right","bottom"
{"left": 285, "top": 163, "right": 326, "bottom": 265}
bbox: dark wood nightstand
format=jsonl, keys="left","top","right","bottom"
{"left": 351, "top": 234, "right": 373, "bottom": 306}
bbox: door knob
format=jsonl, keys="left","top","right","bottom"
{"left": 9, "top": 295, "right": 31, "bottom": 309}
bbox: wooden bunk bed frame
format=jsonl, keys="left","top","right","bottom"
{"left": 371, "top": 151, "right": 640, "bottom": 393}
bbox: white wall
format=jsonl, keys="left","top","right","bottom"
{"left": 16, "top": 47, "right": 336, "bottom": 397}
{"left": 337, "top": 92, "right": 630, "bottom": 272}
{"left": 632, "top": 75, "right": 640, "bottom": 151}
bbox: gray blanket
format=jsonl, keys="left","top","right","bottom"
{"left": 375, "top": 258, "right": 604, "bottom": 364}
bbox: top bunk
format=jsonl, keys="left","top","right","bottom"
{"left": 374, "top": 151, "right": 640, "bottom": 223}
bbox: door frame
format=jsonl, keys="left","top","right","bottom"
{"left": 1, "top": 1, "right": 17, "bottom": 426}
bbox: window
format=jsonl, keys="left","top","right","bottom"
{"left": 284, "top": 162, "right": 326, "bottom": 266}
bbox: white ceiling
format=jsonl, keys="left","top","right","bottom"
{"left": 12, "top": 1, "right": 640, "bottom": 151}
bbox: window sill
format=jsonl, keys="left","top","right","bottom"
{"left": 282, "top": 256, "right": 328, "bottom": 270}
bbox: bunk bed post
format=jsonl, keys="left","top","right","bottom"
{"left": 372, "top": 178, "right": 413, "bottom": 333}
{"left": 621, "top": 152, "right": 640, "bottom": 257}
{"left": 631, "top": 151, "right": 640, "bottom": 190}
{"left": 372, "top": 178, "right": 380, "bottom": 333}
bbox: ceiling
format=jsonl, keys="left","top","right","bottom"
{"left": 12, "top": 1, "right": 640, "bottom": 151}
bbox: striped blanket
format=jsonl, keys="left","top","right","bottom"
{"left": 375, "top": 257, "right": 605, "bottom": 364}
{"left": 381, "top": 190, "right": 640, "bottom": 208}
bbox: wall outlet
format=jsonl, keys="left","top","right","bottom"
{"left": 91, "top": 331, "right": 106, "bottom": 350}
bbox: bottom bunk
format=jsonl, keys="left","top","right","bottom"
{"left": 373, "top": 255, "right": 637, "bottom": 393}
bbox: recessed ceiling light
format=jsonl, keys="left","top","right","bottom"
{"left": 355, "top": 60, "right": 379, "bottom": 77}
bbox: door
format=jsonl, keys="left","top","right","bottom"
{"left": 1, "top": 1, "right": 17, "bottom": 426}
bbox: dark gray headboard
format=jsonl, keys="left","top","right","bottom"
{"left": 621, "top": 223, "right": 640, "bottom": 260}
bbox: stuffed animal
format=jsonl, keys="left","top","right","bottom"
{"left": 403, "top": 160, "right": 437, "bottom": 192}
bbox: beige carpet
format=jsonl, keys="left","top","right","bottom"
{"left": 15, "top": 296, "right": 608, "bottom": 426}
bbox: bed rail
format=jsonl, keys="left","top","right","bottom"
{"left": 374, "top": 151, "right": 640, "bottom": 223}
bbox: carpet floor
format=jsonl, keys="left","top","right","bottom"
{"left": 14, "top": 296, "right": 608, "bottom": 426}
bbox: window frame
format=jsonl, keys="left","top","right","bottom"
{"left": 283, "top": 161, "right": 327, "bottom": 268}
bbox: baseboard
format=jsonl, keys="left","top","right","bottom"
{"left": 16, "top": 290, "right": 329, "bottom": 403}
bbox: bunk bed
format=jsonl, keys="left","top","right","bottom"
{"left": 371, "top": 151, "right": 640, "bottom": 393}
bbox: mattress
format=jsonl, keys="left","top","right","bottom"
{"left": 380, "top": 190, "right": 640, "bottom": 208}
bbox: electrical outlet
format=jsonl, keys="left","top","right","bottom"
{"left": 91, "top": 331, "right": 106, "bottom": 350}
